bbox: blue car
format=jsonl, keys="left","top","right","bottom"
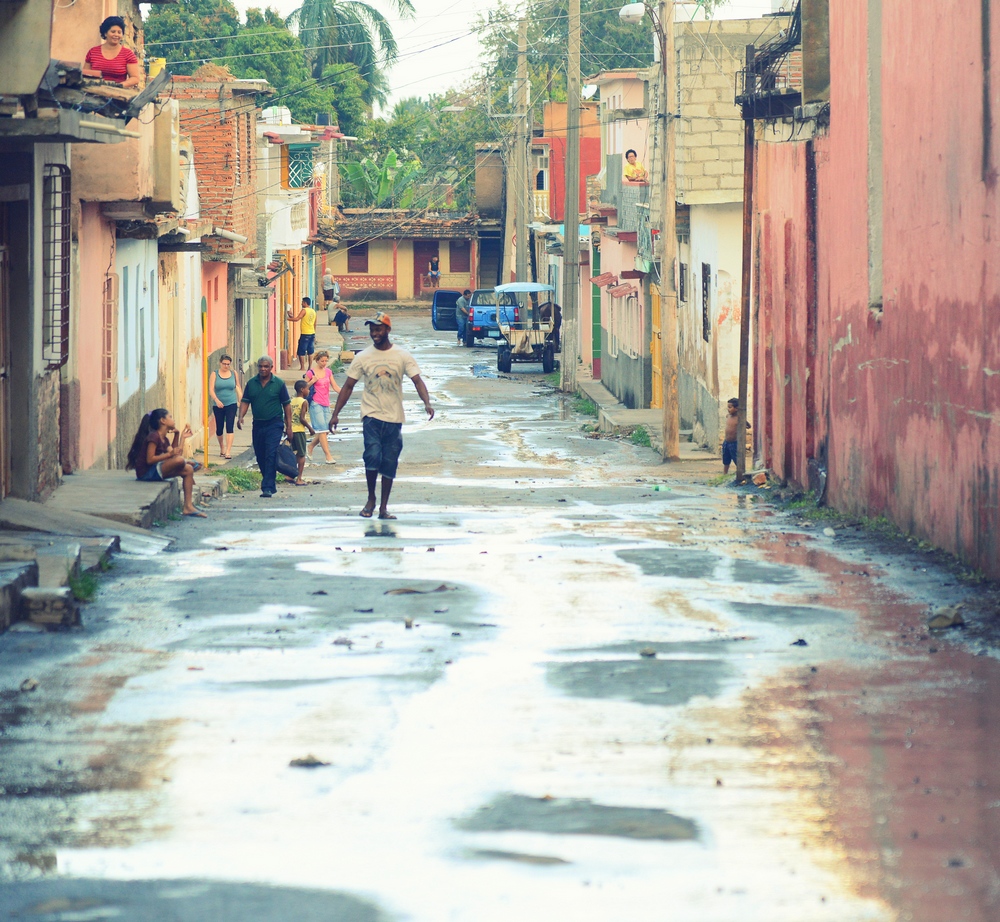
{"left": 431, "top": 289, "right": 462, "bottom": 331}
{"left": 463, "top": 289, "right": 519, "bottom": 347}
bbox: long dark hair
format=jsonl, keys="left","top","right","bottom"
{"left": 126, "top": 408, "right": 168, "bottom": 470}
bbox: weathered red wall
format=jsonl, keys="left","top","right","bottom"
{"left": 754, "top": 0, "right": 1000, "bottom": 577}
{"left": 546, "top": 137, "right": 602, "bottom": 222}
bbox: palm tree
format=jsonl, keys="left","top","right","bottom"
{"left": 287, "top": 0, "right": 414, "bottom": 108}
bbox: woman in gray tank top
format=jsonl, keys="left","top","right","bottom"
{"left": 209, "top": 354, "right": 243, "bottom": 459}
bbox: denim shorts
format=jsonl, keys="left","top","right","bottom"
{"left": 297, "top": 333, "right": 316, "bottom": 356}
{"left": 309, "top": 401, "right": 332, "bottom": 430}
{"left": 362, "top": 416, "right": 403, "bottom": 479}
{"left": 137, "top": 462, "right": 164, "bottom": 482}
{"left": 722, "top": 440, "right": 738, "bottom": 465}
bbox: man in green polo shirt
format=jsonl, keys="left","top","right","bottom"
{"left": 237, "top": 355, "right": 294, "bottom": 498}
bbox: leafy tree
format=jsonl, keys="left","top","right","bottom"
{"left": 340, "top": 149, "right": 422, "bottom": 207}
{"left": 145, "top": 0, "right": 241, "bottom": 75}
{"left": 286, "top": 0, "right": 415, "bottom": 108}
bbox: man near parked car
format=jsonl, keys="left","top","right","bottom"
{"left": 455, "top": 289, "right": 471, "bottom": 345}
{"left": 330, "top": 311, "right": 434, "bottom": 519}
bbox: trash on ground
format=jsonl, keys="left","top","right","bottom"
{"left": 289, "top": 755, "right": 330, "bottom": 768}
{"left": 790, "top": 638, "right": 809, "bottom": 647}
{"left": 752, "top": 472, "right": 768, "bottom": 486}
{"left": 928, "top": 604, "right": 965, "bottom": 630}
{"left": 385, "top": 584, "right": 452, "bottom": 595}
{"left": 639, "top": 647, "right": 657, "bottom": 658}
{"left": 823, "top": 527, "right": 837, "bottom": 537}
{"left": 355, "top": 607, "right": 374, "bottom": 613}
{"left": 19, "top": 678, "right": 39, "bottom": 692}
{"left": 333, "top": 637, "right": 354, "bottom": 647}
{"left": 404, "top": 618, "right": 414, "bottom": 629}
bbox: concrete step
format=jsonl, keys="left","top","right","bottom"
{"left": 79, "top": 536, "right": 119, "bottom": 573}
{"left": 20, "top": 586, "right": 79, "bottom": 629}
{"left": 0, "top": 533, "right": 86, "bottom": 588}
{"left": 0, "top": 561, "right": 39, "bottom": 632}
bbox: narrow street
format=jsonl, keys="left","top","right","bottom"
{"left": 1, "top": 314, "right": 998, "bottom": 922}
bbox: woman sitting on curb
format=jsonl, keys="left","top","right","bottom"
{"left": 126, "top": 408, "right": 206, "bottom": 518}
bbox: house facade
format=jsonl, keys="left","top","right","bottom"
{"left": 745, "top": 1, "right": 1000, "bottom": 577}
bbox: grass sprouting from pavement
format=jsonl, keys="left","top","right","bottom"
{"left": 221, "top": 468, "right": 263, "bottom": 493}
{"left": 68, "top": 569, "right": 99, "bottom": 602}
{"left": 544, "top": 372, "right": 560, "bottom": 387}
{"left": 629, "top": 426, "right": 652, "bottom": 447}
{"left": 572, "top": 396, "right": 599, "bottom": 417}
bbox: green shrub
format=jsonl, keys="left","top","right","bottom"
{"left": 68, "top": 569, "right": 98, "bottom": 602}
{"left": 221, "top": 468, "right": 263, "bottom": 493}
{"left": 571, "top": 396, "right": 599, "bottom": 417}
{"left": 629, "top": 426, "right": 651, "bottom": 447}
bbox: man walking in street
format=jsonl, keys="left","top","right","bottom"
{"left": 455, "top": 289, "right": 471, "bottom": 345}
{"left": 286, "top": 297, "right": 317, "bottom": 372}
{"left": 237, "top": 356, "right": 294, "bottom": 498}
{"left": 330, "top": 311, "right": 434, "bottom": 519}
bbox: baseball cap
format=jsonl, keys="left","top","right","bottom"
{"left": 364, "top": 310, "right": 392, "bottom": 329}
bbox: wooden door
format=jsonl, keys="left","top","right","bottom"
{"left": 413, "top": 241, "right": 438, "bottom": 297}
{"left": 649, "top": 282, "right": 662, "bottom": 409}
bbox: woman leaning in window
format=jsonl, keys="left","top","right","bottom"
{"left": 84, "top": 16, "right": 140, "bottom": 88}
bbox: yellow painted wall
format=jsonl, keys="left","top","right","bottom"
{"left": 397, "top": 241, "right": 414, "bottom": 299}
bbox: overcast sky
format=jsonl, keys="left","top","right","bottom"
{"left": 235, "top": 0, "right": 781, "bottom": 114}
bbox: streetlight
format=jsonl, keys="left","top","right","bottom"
{"left": 619, "top": 0, "right": 679, "bottom": 461}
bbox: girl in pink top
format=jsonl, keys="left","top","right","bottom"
{"left": 305, "top": 351, "right": 341, "bottom": 463}
{"left": 84, "top": 16, "right": 140, "bottom": 87}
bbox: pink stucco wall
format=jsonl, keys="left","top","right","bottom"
{"left": 754, "top": 0, "right": 1000, "bottom": 577}
{"left": 202, "top": 263, "right": 228, "bottom": 353}
{"left": 74, "top": 203, "right": 116, "bottom": 469}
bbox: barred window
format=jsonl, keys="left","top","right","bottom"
{"left": 287, "top": 145, "right": 315, "bottom": 189}
{"left": 450, "top": 239, "right": 470, "bottom": 273}
{"left": 42, "top": 165, "right": 71, "bottom": 370}
{"left": 347, "top": 241, "right": 368, "bottom": 274}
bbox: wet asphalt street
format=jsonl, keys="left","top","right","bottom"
{"left": 2, "top": 314, "right": 1000, "bottom": 922}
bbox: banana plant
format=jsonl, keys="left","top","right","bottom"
{"left": 340, "top": 149, "right": 421, "bottom": 208}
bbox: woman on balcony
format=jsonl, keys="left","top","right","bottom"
{"left": 623, "top": 149, "right": 648, "bottom": 183}
{"left": 84, "top": 16, "right": 141, "bottom": 88}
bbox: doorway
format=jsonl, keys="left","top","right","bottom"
{"left": 413, "top": 241, "right": 438, "bottom": 298}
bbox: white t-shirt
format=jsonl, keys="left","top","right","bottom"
{"left": 346, "top": 344, "right": 421, "bottom": 424}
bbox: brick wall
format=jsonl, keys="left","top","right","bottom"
{"left": 675, "top": 19, "right": 785, "bottom": 203}
{"left": 173, "top": 78, "right": 261, "bottom": 261}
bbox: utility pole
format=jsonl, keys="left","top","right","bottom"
{"left": 735, "top": 46, "right": 756, "bottom": 483}
{"left": 515, "top": 19, "right": 530, "bottom": 284}
{"left": 657, "top": 0, "right": 680, "bottom": 461}
{"left": 561, "top": 0, "right": 581, "bottom": 392}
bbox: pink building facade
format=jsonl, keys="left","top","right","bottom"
{"left": 751, "top": 1, "right": 1000, "bottom": 576}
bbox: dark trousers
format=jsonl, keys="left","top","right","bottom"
{"left": 252, "top": 417, "right": 284, "bottom": 494}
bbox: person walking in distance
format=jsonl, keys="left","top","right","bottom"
{"left": 330, "top": 311, "right": 434, "bottom": 519}
{"left": 286, "top": 297, "right": 317, "bottom": 372}
{"left": 322, "top": 269, "right": 340, "bottom": 321}
{"left": 208, "top": 354, "right": 242, "bottom": 460}
{"left": 237, "top": 356, "right": 294, "bottom": 498}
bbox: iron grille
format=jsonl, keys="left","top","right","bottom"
{"left": 42, "top": 164, "right": 71, "bottom": 370}
{"left": 287, "top": 146, "right": 314, "bottom": 189}
{"left": 735, "top": 1, "right": 803, "bottom": 120}
{"left": 102, "top": 273, "right": 118, "bottom": 405}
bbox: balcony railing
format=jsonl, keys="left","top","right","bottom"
{"left": 601, "top": 153, "right": 650, "bottom": 235}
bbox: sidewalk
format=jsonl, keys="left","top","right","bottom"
{"left": 198, "top": 321, "right": 348, "bottom": 470}
{"left": 576, "top": 374, "right": 717, "bottom": 463}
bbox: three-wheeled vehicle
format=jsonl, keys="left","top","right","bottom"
{"left": 494, "top": 282, "right": 557, "bottom": 374}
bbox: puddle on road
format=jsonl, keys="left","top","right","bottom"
{"left": 456, "top": 793, "right": 697, "bottom": 841}
{"left": 729, "top": 601, "right": 847, "bottom": 625}
{"left": 0, "top": 879, "right": 389, "bottom": 922}
{"left": 465, "top": 848, "right": 570, "bottom": 866}
{"left": 547, "top": 657, "right": 732, "bottom": 707}
{"left": 729, "top": 558, "right": 800, "bottom": 585}
{"left": 471, "top": 363, "right": 497, "bottom": 378}
{"left": 616, "top": 547, "right": 719, "bottom": 579}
